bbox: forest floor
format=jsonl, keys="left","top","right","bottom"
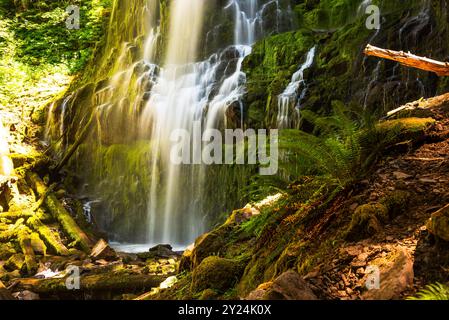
{"left": 305, "top": 94, "right": 449, "bottom": 300}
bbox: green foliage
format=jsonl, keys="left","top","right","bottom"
{"left": 408, "top": 283, "right": 449, "bottom": 300}
{"left": 293, "top": 101, "right": 367, "bottom": 187}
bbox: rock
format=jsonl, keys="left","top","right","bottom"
{"left": 90, "top": 239, "right": 117, "bottom": 261}
{"left": 199, "top": 288, "right": 219, "bottom": 300}
{"left": 426, "top": 204, "right": 449, "bottom": 241}
{"left": 178, "top": 248, "right": 193, "bottom": 272}
{"left": 246, "top": 270, "right": 317, "bottom": 300}
{"left": 393, "top": 171, "right": 412, "bottom": 180}
{"left": 191, "top": 256, "right": 243, "bottom": 293}
{"left": 419, "top": 178, "right": 437, "bottom": 184}
{"left": 362, "top": 247, "right": 414, "bottom": 300}
{"left": 345, "top": 203, "right": 389, "bottom": 240}
{"left": 137, "top": 244, "right": 178, "bottom": 260}
{"left": 160, "top": 276, "right": 178, "bottom": 289}
{"left": 12, "top": 290, "right": 40, "bottom": 300}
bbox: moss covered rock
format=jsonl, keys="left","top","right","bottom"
{"left": 191, "top": 256, "right": 243, "bottom": 293}
{"left": 345, "top": 203, "right": 389, "bottom": 240}
{"left": 427, "top": 204, "right": 449, "bottom": 242}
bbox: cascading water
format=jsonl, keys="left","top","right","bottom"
{"left": 140, "top": 0, "right": 294, "bottom": 245}
{"left": 49, "top": 0, "right": 295, "bottom": 248}
{"left": 277, "top": 46, "right": 316, "bottom": 129}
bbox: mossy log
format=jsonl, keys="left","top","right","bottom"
{"left": 28, "top": 173, "right": 93, "bottom": 252}
{"left": 17, "top": 226, "right": 38, "bottom": 275}
{"left": 16, "top": 271, "right": 165, "bottom": 296}
{"left": 26, "top": 215, "right": 69, "bottom": 256}
{"left": 364, "top": 44, "right": 449, "bottom": 76}
{"left": 0, "top": 218, "right": 24, "bottom": 242}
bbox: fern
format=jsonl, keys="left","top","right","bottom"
{"left": 408, "top": 283, "right": 449, "bottom": 300}
{"left": 295, "top": 101, "right": 393, "bottom": 188}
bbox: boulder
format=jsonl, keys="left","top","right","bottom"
{"left": 245, "top": 270, "right": 317, "bottom": 300}
{"left": 345, "top": 203, "right": 389, "bottom": 240}
{"left": 191, "top": 256, "right": 243, "bottom": 293}
{"left": 12, "top": 290, "right": 40, "bottom": 300}
{"left": 362, "top": 246, "right": 414, "bottom": 300}
{"left": 90, "top": 239, "right": 117, "bottom": 261}
{"left": 137, "top": 244, "right": 178, "bottom": 260}
{"left": 427, "top": 204, "right": 449, "bottom": 241}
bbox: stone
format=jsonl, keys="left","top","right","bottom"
{"left": 12, "top": 290, "right": 40, "bottom": 300}
{"left": 137, "top": 244, "right": 178, "bottom": 260}
{"left": 393, "top": 171, "right": 412, "bottom": 180}
{"left": 246, "top": 270, "right": 317, "bottom": 300}
{"left": 427, "top": 204, "right": 449, "bottom": 241}
{"left": 160, "top": 276, "right": 178, "bottom": 289}
{"left": 90, "top": 239, "right": 117, "bottom": 261}
{"left": 191, "top": 256, "right": 243, "bottom": 293}
{"left": 362, "top": 247, "right": 414, "bottom": 300}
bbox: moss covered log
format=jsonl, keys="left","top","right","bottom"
{"left": 28, "top": 173, "right": 93, "bottom": 252}
{"left": 26, "top": 215, "right": 69, "bottom": 256}
{"left": 16, "top": 271, "right": 165, "bottom": 296}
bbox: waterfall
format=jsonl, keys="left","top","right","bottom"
{"left": 48, "top": 0, "right": 294, "bottom": 248}
{"left": 140, "top": 0, "right": 292, "bottom": 245}
{"left": 277, "top": 46, "right": 316, "bottom": 129}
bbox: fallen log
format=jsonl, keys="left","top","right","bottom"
{"left": 364, "top": 44, "right": 449, "bottom": 76}
{"left": 16, "top": 271, "right": 165, "bottom": 296}
{"left": 0, "top": 218, "right": 24, "bottom": 242}
{"left": 26, "top": 215, "right": 70, "bottom": 256}
{"left": 17, "top": 226, "right": 38, "bottom": 275}
{"left": 28, "top": 173, "right": 93, "bottom": 252}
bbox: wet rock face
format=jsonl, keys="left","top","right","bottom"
{"left": 244, "top": 0, "right": 449, "bottom": 128}
{"left": 246, "top": 270, "right": 317, "bottom": 300}
{"left": 427, "top": 204, "right": 449, "bottom": 242}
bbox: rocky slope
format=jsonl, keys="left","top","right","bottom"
{"left": 153, "top": 93, "right": 449, "bottom": 300}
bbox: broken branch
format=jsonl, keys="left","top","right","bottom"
{"left": 364, "top": 44, "right": 449, "bottom": 76}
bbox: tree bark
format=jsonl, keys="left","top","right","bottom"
{"left": 364, "top": 44, "right": 449, "bottom": 76}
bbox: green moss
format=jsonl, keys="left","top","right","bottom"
{"left": 344, "top": 203, "right": 389, "bottom": 240}
{"left": 0, "top": 243, "right": 16, "bottom": 260}
{"left": 191, "top": 256, "right": 244, "bottom": 293}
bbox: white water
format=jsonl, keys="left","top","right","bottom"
{"left": 277, "top": 46, "right": 316, "bottom": 129}
{"left": 139, "top": 0, "right": 292, "bottom": 245}
{"left": 50, "top": 0, "right": 294, "bottom": 247}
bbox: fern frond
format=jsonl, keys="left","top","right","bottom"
{"left": 408, "top": 283, "right": 449, "bottom": 300}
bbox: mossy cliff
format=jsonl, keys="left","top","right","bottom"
{"left": 244, "top": 0, "right": 449, "bottom": 128}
